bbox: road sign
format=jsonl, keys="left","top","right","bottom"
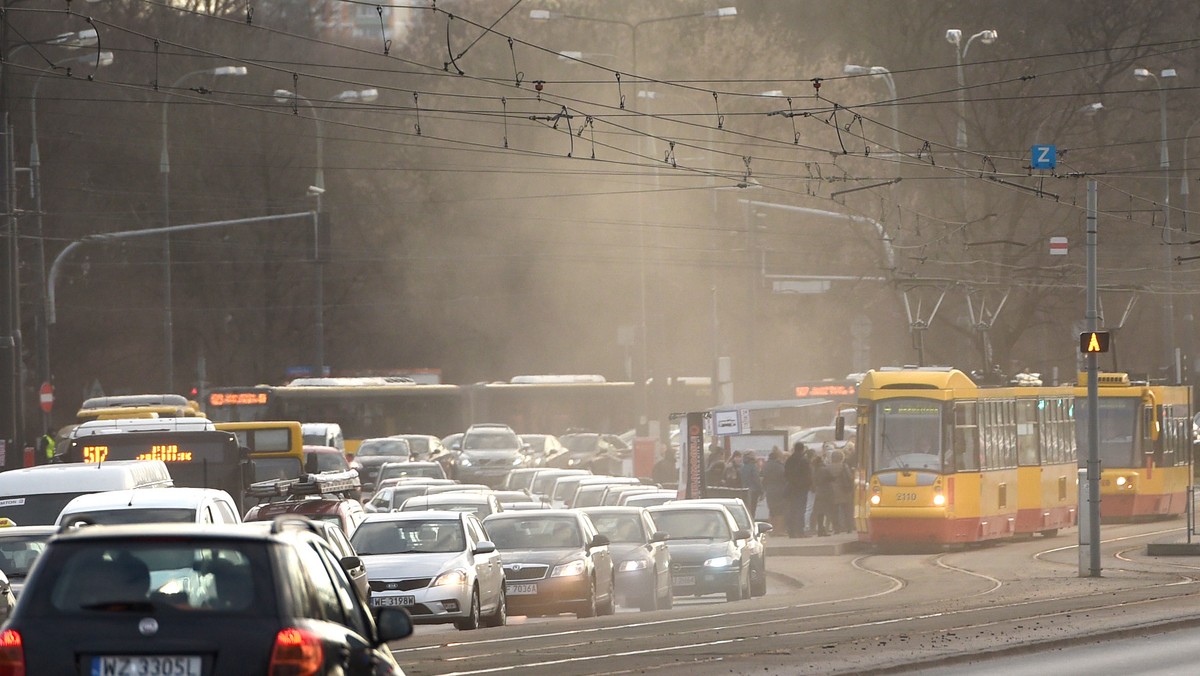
{"left": 1079, "top": 331, "right": 1110, "bottom": 354}
{"left": 1049, "top": 237, "right": 1068, "bottom": 255}
{"left": 1031, "top": 144, "right": 1057, "bottom": 169}
{"left": 38, "top": 382, "right": 54, "bottom": 413}
{"left": 713, "top": 409, "right": 742, "bottom": 435}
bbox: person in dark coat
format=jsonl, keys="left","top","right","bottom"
{"left": 761, "top": 448, "right": 788, "bottom": 524}
{"left": 737, "top": 451, "right": 763, "bottom": 516}
{"left": 652, "top": 448, "right": 677, "bottom": 486}
{"left": 784, "top": 441, "right": 812, "bottom": 537}
{"left": 705, "top": 443, "right": 727, "bottom": 489}
{"left": 811, "top": 449, "right": 847, "bottom": 536}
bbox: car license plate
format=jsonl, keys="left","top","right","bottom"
{"left": 673, "top": 575, "right": 695, "bottom": 587}
{"left": 506, "top": 583, "right": 538, "bottom": 595}
{"left": 371, "top": 595, "right": 415, "bottom": 607}
{"left": 91, "top": 656, "right": 202, "bottom": 676}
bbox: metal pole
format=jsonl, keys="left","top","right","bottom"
{"left": 160, "top": 90, "right": 175, "bottom": 394}
{"left": 1157, "top": 85, "right": 1176, "bottom": 383}
{"left": 1084, "top": 180, "right": 1101, "bottom": 577}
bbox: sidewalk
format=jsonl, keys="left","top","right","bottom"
{"left": 764, "top": 530, "right": 862, "bottom": 557}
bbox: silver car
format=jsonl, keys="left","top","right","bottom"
{"left": 351, "top": 511, "right": 506, "bottom": 630}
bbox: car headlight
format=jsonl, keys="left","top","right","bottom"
{"left": 618, "top": 559, "right": 649, "bottom": 572}
{"left": 703, "top": 556, "right": 735, "bottom": 568}
{"left": 567, "top": 458, "right": 579, "bottom": 466}
{"left": 458, "top": 456, "right": 473, "bottom": 468}
{"left": 432, "top": 569, "right": 468, "bottom": 587}
{"left": 551, "top": 560, "right": 587, "bottom": 577}
{"left": 512, "top": 455, "right": 524, "bottom": 466}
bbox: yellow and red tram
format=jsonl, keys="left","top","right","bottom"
{"left": 854, "top": 367, "right": 1077, "bottom": 545}
{"left": 1074, "top": 373, "right": 1191, "bottom": 521}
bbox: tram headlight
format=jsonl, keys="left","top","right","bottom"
{"left": 870, "top": 494, "right": 881, "bottom": 506}
{"left": 932, "top": 494, "right": 946, "bottom": 506}
{"left": 1116, "top": 476, "right": 1127, "bottom": 487}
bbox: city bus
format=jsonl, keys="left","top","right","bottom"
{"left": 267, "top": 377, "right": 465, "bottom": 454}
{"left": 1074, "top": 373, "right": 1191, "bottom": 520}
{"left": 61, "top": 430, "right": 253, "bottom": 511}
{"left": 75, "top": 394, "right": 204, "bottom": 424}
{"left": 854, "top": 367, "right": 1077, "bottom": 545}
{"left": 214, "top": 421, "right": 306, "bottom": 482}
{"left": 463, "top": 376, "right": 635, "bottom": 434}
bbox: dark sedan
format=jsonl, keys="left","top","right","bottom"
{"left": 350, "top": 438, "right": 413, "bottom": 492}
{"left": 646, "top": 503, "right": 752, "bottom": 602}
{"left": 580, "top": 507, "right": 672, "bottom": 611}
{"left": 675, "top": 497, "right": 772, "bottom": 597}
{"left": 482, "top": 510, "right": 615, "bottom": 619}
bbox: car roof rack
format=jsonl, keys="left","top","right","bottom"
{"left": 247, "top": 469, "right": 360, "bottom": 500}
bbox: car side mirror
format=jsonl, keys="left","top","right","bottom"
{"left": 375, "top": 607, "right": 414, "bottom": 644}
{"left": 650, "top": 530, "right": 669, "bottom": 543}
{"left": 755, "top": 521, "right": 774, "bottom": 535}
{"left": 340, "top": 555, "right": 363, "bottom": 572}
{"left": 241, "top": 460, "right": 256, "bottom": 489}
{"left": 474, "top": 540, "right": 497, "bottom": 555}
{"left": 305, "top": 453, "right": 321, "bottom": 474}
{"left": 589, "top": 534, "right": 610, "bottom": 548}
{"left": 733, "top": 528, "right": 752, "bottom": 541}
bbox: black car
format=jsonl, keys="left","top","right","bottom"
{"left": 677, "top": 498, "right": 772, "bottom": 597}
{"left": 0, "top": 520, "right": 412, "bottom": 675}
{"left": 646, "top": 503, "right": 753, "bottom": 602}
{"left": 351, "top": 437, "right": 413, "bottom": 492}
{"left": 554, "top": 433, "right": 628, "bottom": 474}
{"left": 483, "top": 510, "right": 615, "bottom": 619}
{"left": 456, "top": 424, "right": 531, "bottom": 488}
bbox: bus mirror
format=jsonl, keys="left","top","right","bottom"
{"left": 305, "top": 453, "right": 321, "bottom": 474}
{"left": 242, "top": 460, "right": 256, "bottom": 488}
{"left": 834, "top": 416, "right": 846, "bottom": 442}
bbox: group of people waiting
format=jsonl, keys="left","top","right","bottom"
{"left": 762, "top": 441, "right": 855, "bottom": 537}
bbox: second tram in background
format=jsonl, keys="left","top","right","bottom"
{"left": 1074, "top": 373, "right": 1191, "bottom": 521}
{"left": 854, "top": 367, "right": 1078, "bottom": 546}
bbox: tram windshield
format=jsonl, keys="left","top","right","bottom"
{"left": 873, "top": 398, "right": 943, "bottom": 472}
{"left": 1074, "top": 397, "right": 1137, "bottom": 467}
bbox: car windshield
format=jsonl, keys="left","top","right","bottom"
{"left": 44, "top": 542, "right": 272, "bottom": 615}
{"left": 404, "top": 501, "right": 491, "bottom": 518}
{"left": 531, "top": 473, "right": 569, "bottom": 496}
{"left": 351, "top": 520, "right": 465, "bottom": 555}
{"left": 0, "top": 534, "right": 50, "bottom": 578}
{"left": 485, "top": 517, "right": 581, "bottom": 550}
{"left": 253, "top": 457, "right": 302, "bottom": 482}
{"left": 650, "top": 510, "right": 730, "bottom": 540}
{"left": 402, "top": 437, "right": 431, "bottom": 455}
{"left": 562, "top": 435, "right": 598, "bottom": 454}
{"left": 586, "top": 514, "right": 644, "bottom": 544}
{"left": 358, "top": 440, "right": 410, "bottom": 457}
{"left": 710, "top": 502, "right": 751, "bottom": 530}
{"left": 463, "top": 431, "right": 519, "bottom": 451}
{"left": 311, "top": 453, "right": 349, "bottom": 472}
{"left": 61, "top": 508, "right": 198, "bottom": 526}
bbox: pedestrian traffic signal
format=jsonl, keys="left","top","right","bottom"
{"left": 1079, "top": 331, "right": 1110, "bottom": 354}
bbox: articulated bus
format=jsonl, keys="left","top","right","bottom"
{"left": 854, "top": 367, "right": 1077, "bottom": 545}
{"left": 62, "top": 430, "right": 253, "bottom": 511}
{"left": 1074, "top": 373, "right": 1191, "bottom": 520}
{"left": 214, "top": 421, "right": 306, "bottom": 482}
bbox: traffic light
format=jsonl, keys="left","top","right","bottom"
{"left": 1079, "top": 331, "right": 1110, "bottom": 354}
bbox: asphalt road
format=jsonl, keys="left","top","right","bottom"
{"left": 389, "top": 521, "right": 1200, "bottom": 675}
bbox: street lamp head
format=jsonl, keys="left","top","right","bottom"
{"left": 356, "top": 88, "right": 379, "bottom": 103}
{"left": 1133, "top": 67, "right": 1152, "bottom": 81}
{"left": 529, "top": 9, "right": 553, "bottom": 20}
{"left": 1161, "top": 68, "right": 1178, "bottom": 79}
{"left": 945, "top": 29, "right": 962, "bottom": 45}
{"left": 760, "top": 90, "right": 784, "bottom": 97}
{"left": 93, "top": 51, "right": 114, "bottom": 68}
{"left": 333, "top": 88, "right": 378, "bottom": 103}
{"left": 213, "top": 66, "right": 248, "bottom": 77}
{"left": 273, "top": 88, "right": 295, "bottom": 103}
{"left": 48, "top": 28, "right": 98, "bottom": 48}
{"left": 844, "top": 64, "right": 869, "bottom": 75}
{"left": 1080, "top": 102, "right": 1103, "bottom": 115}
{"left": 978, "top": 29, "right": 998, "bottom": 44}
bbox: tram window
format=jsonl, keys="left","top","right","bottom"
{"left": 1017, "top": 400, "right": 1039, "bottom": 466}
{"left": 954, "top": 402, "right": 979, "bottom": 472}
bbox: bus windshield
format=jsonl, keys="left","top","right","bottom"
{"left": 1074, "top": 397, "right": 1138, "bottom": 468}
{"left": 873, "top": 398, "right": 943, "bottom": 472}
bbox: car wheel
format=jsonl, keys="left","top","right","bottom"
{"left": 751, "top": 563, "right": 767, "bottom": 597}
{"left": 454, "top": 588, "right": 481, "bottom": 630}
{"left": 483, "top": 587, "right": 507, "bottom": 627}
{"left": 742, "top": 566, "right": 752, "bottom": 600}
{"left": 661, "top": 577, "right": 674, "bottom": 610}
{"left": 576, "top": 578, "right": 597, "bottom": 619}
{"left": 598, "top": 576, "right": 616, "bottom": 616}
{"left": 638, "top": 584, "right": 659, "bottom": 612}
{"left": 726, "top": 568, "right": 745, "bottom": 603}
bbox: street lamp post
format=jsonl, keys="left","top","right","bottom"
{"left": 530, "top": 7, "right": 736, "bottom": 440}
{"left": 1133, "top": 66, "right": 1178, "bottom": 381}
{"left": 273, "top": 88, "right": 378, "bottom": 376}
{"left": 945, "top": 28, "right": 998, "bottom": 150}
{"left": 843, "top": 64, "right": 900, "bottom": 153}
{"left": 160, "top": 65, "right": 248, "bottom": 393}
{"left": 30, "top": 48, "right": 113, "bottom": 434}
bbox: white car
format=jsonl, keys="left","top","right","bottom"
{"left": 55, "top": 487, "right": 243, "bottom": 527}
{"left": 351, "top": 511, "right": 506, "bottom": 630}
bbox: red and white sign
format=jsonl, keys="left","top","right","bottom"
{"left": 1049, "top": 237, "right": 1068, "bottom": 255}
{"left": 38, "top": 382, "right": 54, "bottom": 413}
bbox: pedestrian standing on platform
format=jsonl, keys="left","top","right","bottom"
{"left": 827, "top": 449, "right": 854, "bottom": 533}
{"left": 652, "top": 448, "right": 677, "bottom": 486}
{"left": 739, "top": 451, "right": 763, "bottom": 517}
{"left": 810, "top": 448, "right": 831, "bottom": 535}
{"left": 724, "top": 452, "right": 744, "bottom": 488}
{"left": 762, "top": 448, "right": 787, "bottom": 525}
{"left": 784, "top": 442, "right": 812, "bottom": 538}
{"left": 705, "top": 443, "right": 727, "bottom": 489}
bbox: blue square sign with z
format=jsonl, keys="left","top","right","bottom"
{"left": 1031, "top": 144, "right": 1056, "bottom": 169}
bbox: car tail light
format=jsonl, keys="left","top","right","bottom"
{"left": 0, "top": 629, "right": 25, "bottom": 676}
{"left": 268, "top": 627, "right": 323, "bottom": 676}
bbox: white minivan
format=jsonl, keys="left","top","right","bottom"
{"left": 56, "top": 487, "right": 242, "bottom": 527}
{"left": 0, "top": 460, "right": 173, "bottom": 526}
